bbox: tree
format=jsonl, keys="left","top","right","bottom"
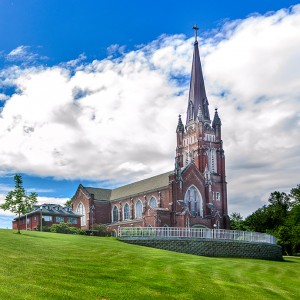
{"left": 290, "top": 184, "right": 300, "bottom": 205}
{"left": 241, "top": 186, "right": 300, "bottom": 255}
{"left": 0, "top": 174, "right": 38, "bottom": 233}
{"left": 229, "top": 212, "right": 245, "bottom": 230}
{"left": 64, "top": 199, "right": 72, "bottom": 208}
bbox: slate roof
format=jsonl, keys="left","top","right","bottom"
{"left": 15, "top": 203, "right": 82, "bottom": 220}
{"left": 82, "top": 171, "right": 173, "bottom": 202}
{"left": 85, "top": 187, "right": 111, "bottom": 201}
{"left": 186, "top": 40, "right": 210, "bottom": 123}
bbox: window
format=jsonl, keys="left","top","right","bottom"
{"left": 112, "top": 206, "right": 118, "bottom": 223}
{"left": 76, "top": 202, "right": 86, "bottom": 226}
{"left": 135, "top": 200, "right": 143, "bottom": 218}
{"left": 68, "top": 218, "right": 77, "bottom": 224}
{"left": 56, "top": 216, "right": 64, "bottom": 223}
{"left": 123, "top": 203, "right": 130, "bottom": 220}
{"left": 209, "top": 148, "right": 217, "bottom": 173}
{"left": 26, "top": 217, "right": 30, "bottom": 224}
{"left": 149, "top": 197, "right": 157, "bottom": 208}
{"left": 216, "top": 192, "right": 220, "bottom": 201}
{"left": 43, "top": 215, "right": 53, "bottom": 222}
{"left": 33, "top": 216, "right": 36, "bottom": 222}
{"left": 184, "top": 185, "right": 203, "bottom": 217}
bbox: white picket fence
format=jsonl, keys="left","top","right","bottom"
{"left": 119, "top": 227, "right": 276, "bottom": 244}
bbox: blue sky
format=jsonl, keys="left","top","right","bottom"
{"left": 1, "top": 0, "right": 300, "bottom": 228}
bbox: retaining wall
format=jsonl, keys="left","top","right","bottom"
{"left": 119, "top": 237, "right": 283, "bottom": 261}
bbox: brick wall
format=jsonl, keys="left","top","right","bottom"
{"left": 119, "top": 237, "right": 283, "bottom": 261}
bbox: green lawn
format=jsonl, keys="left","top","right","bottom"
{"left": 0, "top": 229, "right": 299, "bottom": 300}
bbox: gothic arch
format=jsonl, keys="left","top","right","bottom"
{"left": 123, "top": 203, "right": 130, "bottom": 220}
{"left": 76, "top": 202, "right": 86, "bottom": 227}
{"left": 135, "top": 200, "right": 143, "bottom": 219}
{"left": 148, "top": 196, "right": 157, "bottom": 208}
{"left": 112, "top": 205, "right": 118, "bottom": 223}
{"left": 184, "top": 185, "right": 203, "bottom": 217}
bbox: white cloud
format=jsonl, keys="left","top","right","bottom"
{"left": 8, "top": 46, "right": 30, "bottom": 58}
{"left": 0, "top": 5, "right": 300, "bottom": 217}
{"left": 0, "top": 93, "right": 9, "bottom": 101}
{"left": 6, "top": 45, "right": 48, "bottom": 64}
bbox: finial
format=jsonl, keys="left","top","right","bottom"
{"left": 192, "top": 24, "right": 199, "bottom": 42}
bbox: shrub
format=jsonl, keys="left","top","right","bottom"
{"left": 92, "top": 224, "right": 113, "bottom": 236}
{"left": 50, "top": 222, "right": 70, "bottom": 234}
{"left": 49, "top": 222, "right": 86, "bottom": 235}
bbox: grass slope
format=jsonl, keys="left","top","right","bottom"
{"left": 0, "top": 229, "right": 299, "bottom": 300}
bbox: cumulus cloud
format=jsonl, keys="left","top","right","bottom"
{"left": 0, "top": 5, "right": 300, "bottom": 217}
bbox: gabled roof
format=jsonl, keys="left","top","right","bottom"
{"left": 14, "top": 203, "right": 82, "bottom": 220}
{"left": 81, "top": 171, "right": 173, "bottom": 202}
{"left": 84, "top": 187, "right": 111, "bottom": 201}
{"left": 110, "top": 171, "right": 172, "bottom": 200}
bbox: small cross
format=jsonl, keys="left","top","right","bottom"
{"left": 193, "top": 24, "right": 199, "bottom": 42}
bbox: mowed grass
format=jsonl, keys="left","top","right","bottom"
{"left": 0, "top": 230, "right": 299, "bottom": 300}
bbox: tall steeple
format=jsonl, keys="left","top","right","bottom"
{"left": 186, "top": 25, "right": 210, "bottom": 124}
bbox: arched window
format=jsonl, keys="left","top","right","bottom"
{"left": 112, "top": 206, "right": 118, "bottom": 223}
{"left": 135, "top": 200, "right": 143, "bottom": 219}
{"left": 184, "top": 185, "right": 203, "bottom": 217}
{"left": 149, "top": 197, "right": 157, "bottom": 208}
{"left": 76, "top": 202, "right": 86, "bottom": 226}
{"left": 123, "top": 203, "right": 130, "bottom": 220}
{"left": 209, "top": 148, "right": 217, "bottom": 173}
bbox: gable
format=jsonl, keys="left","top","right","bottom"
{"left": 84, "top": 187, "right": 112, "bottom": 201}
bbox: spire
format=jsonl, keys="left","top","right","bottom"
{"left": 197, "top": 104, "right": 204, "bottom": 122}
{"left": 186, "top": 25, "right": 210, "bottom": 124}
{"left": 212, "top": 108, "right": 221, "bottom": 128}
{"left": 176, "top": 114, "right": 185, "bottom": 133}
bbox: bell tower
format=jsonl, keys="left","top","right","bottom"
{"left": 175, "top": 25, "right": 228, "bottom": 225}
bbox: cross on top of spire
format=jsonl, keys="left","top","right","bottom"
{"left": 192, "top": 24, "right": 199, "bottom": 42}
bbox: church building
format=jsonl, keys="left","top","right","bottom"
{"left": 71, "top": 28, "right": 229, "bottom": 233}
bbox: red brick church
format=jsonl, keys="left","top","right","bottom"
{"left": 71, "top": 28, "right": 229, "bottom": 233}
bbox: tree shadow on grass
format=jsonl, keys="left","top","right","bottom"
{"left": 282, "top": 257, "right": 299, "bottom": 263}
{"left": 16, "top": 232, "right": 51, "bottom": 239}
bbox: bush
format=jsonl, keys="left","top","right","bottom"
{"left": 36, "top": 225, "right": 50, "bottom": 232}
{"left": 92, "top": 224, "right": 113, "bottom": 236}
{"left": 50, "top": 222, "right": 86, "bottom": 235}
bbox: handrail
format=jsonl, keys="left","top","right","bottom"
{"left": 118, "top": 227, "right": 276, "bottom": 244}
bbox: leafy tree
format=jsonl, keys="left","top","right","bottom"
{"left": 242, "top": 186, "right": 300, "bottom": 255}
{"left": 64, "top": 199, "right": 72, "bottom": 208}
{"left": 290, "top": 184, "right": 300, "bottom": 205}
{"left": 244, "top": 205, "right": 272, "bottom": 232}
{"left": 229, "top": 212, "right": 245, "bottom": 230}
{"left": 0, "top": 174, "right": 37, "bottom": 234}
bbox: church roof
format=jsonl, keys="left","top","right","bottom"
{"left": 110, "top": 171, "right": 172, "bottom": 200}
{"left": 85, "top": 187, "right": 111, "bottom": 201}
{"left": 186, "top": 28, "right": 210, "bottom": 123}
{"left": 83, "top": 171, "right": 173, "bottom": 202}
